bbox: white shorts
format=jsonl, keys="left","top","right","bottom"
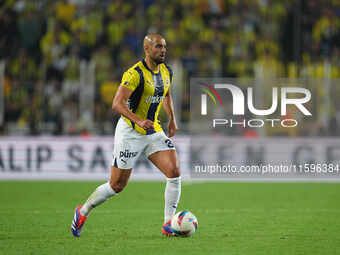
{"left": 112, "top": 118, "right": 176, "bottom": 169}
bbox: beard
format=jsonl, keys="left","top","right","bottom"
{"left": 151, "top": 56, "right": 165, "bottom": 65}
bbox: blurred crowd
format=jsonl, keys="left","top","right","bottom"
{"left": 1, "top": 0, "right": 340, "bottom": 136}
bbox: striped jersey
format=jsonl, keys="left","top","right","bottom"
{"left": 120, "top": 59, "right": 173, "bottom": 135}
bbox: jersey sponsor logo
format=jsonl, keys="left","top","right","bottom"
{"left": 119, "top": 150, "right": 138, "bottom": 159}
{"left": 145, "top": 95, "right": 165, "bottom": 104}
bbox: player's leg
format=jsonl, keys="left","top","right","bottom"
{"left": 71, "top": 166, "right": 132, "bottom": 237}
{"left": 148, "top": 149, "right": 181, "bottom": 236}
{"left": 146, "top": 133, "right": 180, "bottom": 223}
{"left": 148, "top": 149, "right": 180, "bottom": 178}
{"left": 79, "top": 118, "right": 137, "bottom": 216}
{"left": 148, "top": 149, "right": 181, "bottom": 219}
{"left": 80, "top": 166, "right": 132, "bottom": 216}
{"left": 71, "top": 118, "right": 142, "bottom": 237}
{"left": 71, "top": 166, "right": 131, "bottom": 237}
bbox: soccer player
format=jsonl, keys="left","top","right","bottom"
{"left": 71, "top": 34, "right": 181, "bottom": 237}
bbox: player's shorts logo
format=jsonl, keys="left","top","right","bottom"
{"left": 119, "top": 150, "right": 138, "bottom": 159}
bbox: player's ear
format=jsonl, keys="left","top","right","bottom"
{"left": 143, "top": 43, "right": 149, "bottom": 53}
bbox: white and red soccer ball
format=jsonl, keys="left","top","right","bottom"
{"left": 171, "top": 210, "right": 198, "bottom": 237}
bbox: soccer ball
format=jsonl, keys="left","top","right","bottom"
{"left": 171, "top": 210, "right": 198, "bottom": 237}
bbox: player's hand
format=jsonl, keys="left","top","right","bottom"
{"left": 137, "top": 119, "right": 154, "bottom": 130}
{"left": 167, "top": 119, "right": 178, "bottom": 137}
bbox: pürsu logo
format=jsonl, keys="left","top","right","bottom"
{"left": 119, "top": 150, "right": 138, "bottom": 158}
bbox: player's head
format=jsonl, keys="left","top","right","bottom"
{"left": 143, "top": 34, "right": 166, "bottom": 65}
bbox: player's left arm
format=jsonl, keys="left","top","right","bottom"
{"left": 163, "top": 89, "right": 178, "bottom": 137}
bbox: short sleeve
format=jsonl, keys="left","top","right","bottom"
{"left": 165, "top": 64, "right": 174, "bottom": 83}
{"left": 120, "top": 69, "right": 140, "bottom": 91}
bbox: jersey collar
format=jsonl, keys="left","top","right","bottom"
{"left": 142, "top": 59, "right": 160, "bottom": 75}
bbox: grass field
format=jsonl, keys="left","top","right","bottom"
{"left": 0, "top": 181, "right": 339, "bottom": 255}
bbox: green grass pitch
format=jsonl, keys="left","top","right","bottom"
{"left": 0, "top": 181, "right": 339, "bottom": 255}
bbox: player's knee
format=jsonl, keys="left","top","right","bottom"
{"left": 109, "top": 180, "right": 127, "bottom": 193}
{"left": 166, "top": 165, "right": 180, "bottom": 178}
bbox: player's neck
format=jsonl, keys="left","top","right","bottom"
{"left": 144, "top": 57, "right": 160, "bottom": 72}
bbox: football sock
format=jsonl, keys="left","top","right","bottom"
{"left": 80, "top": 182, "right": 117, "bottom": 216}
{"left": 164, "top": 176, "right": 181, "bottom": 223}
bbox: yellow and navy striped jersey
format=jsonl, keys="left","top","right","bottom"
{"left": 120, "top": 59, "right": 173, "bottom": 135}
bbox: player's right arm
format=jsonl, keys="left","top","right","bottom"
{"left": 112, "top": 70, "right": 154, "bottom": 130}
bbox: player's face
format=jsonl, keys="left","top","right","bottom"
{"left": 149, "top": 38, "right": 166, "bottom": 64}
